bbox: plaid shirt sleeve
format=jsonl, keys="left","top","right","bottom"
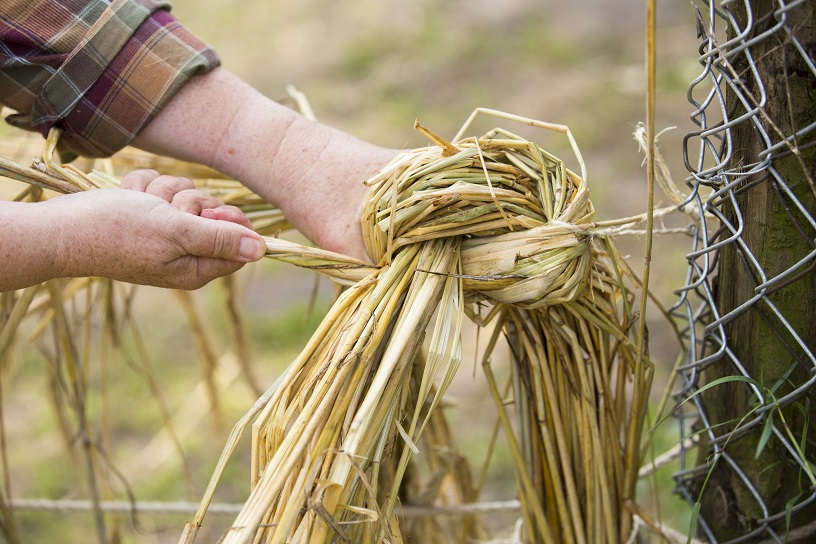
{"left": 0, "top": 0, "right": 220, "bottom": 159}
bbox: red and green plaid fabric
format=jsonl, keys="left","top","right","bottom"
{"left": 0, "top": 0, "right": 220, "bottom": 158}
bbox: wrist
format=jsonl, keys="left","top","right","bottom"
{"left": 40, "top": 195, "right": 91, "bottom": 280}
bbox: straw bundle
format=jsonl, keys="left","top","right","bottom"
{"left": 181, "top": 110, "right": 653, "bottom": 544}
{"left": 0, "top": 109, "right": 653, "bottom": 544}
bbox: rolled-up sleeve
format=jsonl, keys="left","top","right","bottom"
{"left": 0, "top": 0, "right": 220, "bottom": 158}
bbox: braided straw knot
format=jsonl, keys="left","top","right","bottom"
{"left": 361, "top": 120, "right": 595, "bottom": 309}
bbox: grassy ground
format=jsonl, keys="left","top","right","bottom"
{"left": 2, "top": 1, "right": 703, "bottom": 542}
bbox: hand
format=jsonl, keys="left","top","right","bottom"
{"left": 50, "top": 186, "right": 266, "bottom": 289}
{"left": 121, "top": 169, "right": 253, "bottom": 227}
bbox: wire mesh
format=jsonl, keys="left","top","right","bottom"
{"left": 672, "top": 0, "right": 816, "bottom": 542}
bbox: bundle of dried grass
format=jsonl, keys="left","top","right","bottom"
{"left": 180, "top": 109, "right": 654, "bottom": 544}
{"left": 0, "top": 109, "right": 654, "bottom": 544}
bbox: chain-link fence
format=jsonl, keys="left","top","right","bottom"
{"left": 671, "top": 0, "right": 816, "bottom": 542}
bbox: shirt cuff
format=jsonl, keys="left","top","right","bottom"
{"left": 26, "top": 1, "right": 219, "bottom": 159}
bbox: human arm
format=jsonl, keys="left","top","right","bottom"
{"left": 0, "top": 0, "right": 396, "bottom": 262}
{"left": 132, "top": 67, "right": 398, "bottom": 262}
{"left": 0, "top": 180, "right": 266, "bottom": 292}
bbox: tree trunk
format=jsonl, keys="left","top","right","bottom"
{"left": 694, "top": 0, "right": 816, "bottom": 541}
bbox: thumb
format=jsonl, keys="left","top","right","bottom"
{"left": 182, "top": 215, "right": 266, "bottom": 262}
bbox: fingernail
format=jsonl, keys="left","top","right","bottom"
{"left": 239, "top": 237, "right": 265, "bottom": 260}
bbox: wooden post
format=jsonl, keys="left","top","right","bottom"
{"left": 694, "top": 1, "right": 816, "bottom": 541}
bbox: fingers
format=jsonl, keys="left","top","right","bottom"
{"left": 171, "top": 189, "right": 223, "bottom": 215}
{"left": 122, "top": 170, "right": 237, "bottom": 219}
{"left": 123, "top": 169, "right": 203, "bottom": 206}
{"left": 146, "top": 176, "right": 196, "bottom": 203}
{"left": 121, "top": 169, "right": 160, "bottom": 191}
{"left": 123, "top": 170, "right": 196, "bottom": 202}
{"left": 201, "top": 205, "right": 254, "bottom": 229}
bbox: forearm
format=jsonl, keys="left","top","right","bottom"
{"left": 132, "top": 67, "right": 297, "bottom": 202}
{"left": 0, "top": 196, "right": 123, "bottom": 291}
{"left": 0, "top": 201, "right": 66, "bottom": 291}
{"left": 133, "top": 67, "right": 397, "bottom": 260}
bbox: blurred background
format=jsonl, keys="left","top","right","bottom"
{"left": 1, "top": 0, "right": 703, "bottom": 541}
